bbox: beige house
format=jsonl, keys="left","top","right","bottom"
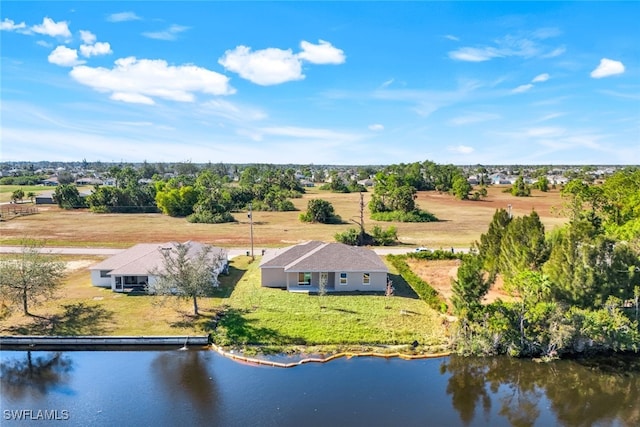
{"left": 260, "top": 241, "right": 389, "bottom": 292}
{"left": 89, "top": 241, "right": 228, "bottom": 293}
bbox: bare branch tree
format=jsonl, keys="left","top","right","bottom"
{"left": 151, "top": 242, "right": 227, "bottom": 316}
{"left": 0, "top": 240, "right": 66, "bottom": 316}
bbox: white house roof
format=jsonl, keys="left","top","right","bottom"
{"left": 90, "top": 242, "right": 227, "bottom": 276}
{"left": 260, "top": 241, "right": 388, "bottom": 273}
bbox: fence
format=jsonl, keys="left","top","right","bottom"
{"left": 0, "top": 204, "right": 38, "bottom": 221}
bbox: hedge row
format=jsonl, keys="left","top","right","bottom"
{"left": 387, "top": 254, "right": 447, "bottom": 313}
{"left": 405, "top": 249, "right": 465, "bottom": 261}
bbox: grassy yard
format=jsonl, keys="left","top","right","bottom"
{"left": 0, "top": 185, "right": 45, "bottom": 203}
{"left": 213, "top": 256, "right": 450, "bottom": 354}
{"left": 0, "top": 255, "right": 450, "bottom": 354}
{"left": 0, "top": 255, "right": 247, "bottom": 337}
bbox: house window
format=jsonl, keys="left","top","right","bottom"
{"left": 100, "top": 270, "right": 110, "bottom": 278}
{"left": 363, "top": 273, "right": 370, "bottom": 285}
{"left": 339, "top": 272, "right": 348, "bottom": 285}
{"left": 298, "top": 272, "right": 311, "bottom": 285}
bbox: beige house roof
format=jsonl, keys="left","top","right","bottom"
{"left": 90, "top": 242, "right": 227, "bottom": 276}
{"left": 260, "top": 241, "right": 388, "bottom": 273}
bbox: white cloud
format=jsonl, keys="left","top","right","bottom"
{"left": 142, "top": 24, "right": 189, "bottom": 41}
{"left": 512, "top": 84, "right": 534, "bottom": 94}
{"left": 69, "top": 57, "right": 235, "bottom": 104}
{"left": 107, "top": 12, "right": 141, "bottom": 23}
{"left": 448, "top": 112, "right": 500, "bottom": 126}
{"left": 236, "top": 128, "right": 263, "bottom": 142}
{"left": 531, "top": 27, "right": 562, "bottom": 39}
{"left": 449, "top": 47, "right": 501, "bottom": 62}
{"left": 536, "top": 112, "right": 566, "bottom": 122}
{"left": 219, "top": 40, "right": 345, "bottom": 85}
{"left": 219, "top": 45, "right": 303, "bottom": 85}
{"left": 37, "top": 40, "right": 53, "bottom": 48}
{"left": 448, "top": 145, "right": 474, "bottom": 154}
{"left": 373, "top": 80, "right": 482, "bottom": 118}
{"left": 449, "top": 30, "right": 564, "bottom": 62}
{"left": 260, "top": 126, "right": 361, "bottom": 142}
{"left": 110, "top": 92, "right": 154, "bottom": 105}
{"left": 1, "top": 18, "right": 27, "bottom": 31}
{"left": 368, "top": 124, "right": 384, "bottom": 131}
{"left": 598, "top": 90, "right": 640, "bottom": 101}
{"left": 199, "top": 99, "right": 267, "bottom": 122}
{"left": 532, "top": 73, "right": 550, "bottom": 83}
{"left": 80, "top": 42, "right": 112, "bottom": 57}
{"left": 80, "top": 30, "right": 96, "bottom": 44}
{"left": 48, "top": 46, "right": 84, "bottom": 67}
{"left": 525, "top": 126, "right": 566, "bottom": 138}
{"left": 444, "top": 34, "right": 460, "bottom": 41}
{"left": 542, "top": 46, "right": 566, "bottom": 58}
{"left": 79, "top": 30, "right": 96, "bottom": 44}
{"left": 297, "top": 40, "right": 345, "bottom": 64}
{"left": 590, "top": 58, "right": 625, "bottom": 78}
{"left": 380, "top": 78, "right": 394, "bottom": 88}
{"left": 32, "top": 17, "right": 71, "bottom": 38}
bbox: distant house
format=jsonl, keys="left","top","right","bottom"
{"left": 35, "top": 190, "right": 91, "bottom": 205}
{"left": 35, "top": 191, "right": 55, "bottom": 205}
{"left": 75, "top": 177, "right": 103, "bottom": 186}
{"left": 89, "top": 241, "right": 228, "bottom": 293}
{"left": 357, "top": 178, "right": 374, "bottom": 187}
{"left": 260, "top": 241, "right": 389, "bottom": 292}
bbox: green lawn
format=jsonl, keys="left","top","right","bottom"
{"left": 214, "top": 257, "right": 450, "bottom": 353}
{"left": 0, "top": 185, "right": 46, "bottom": 203}
{"left": 0, "top": 255, "right": 450, "bottom": 355}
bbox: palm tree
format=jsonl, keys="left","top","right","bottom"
{"left": 27, "top": 191, "right": 37, "bottom": 203}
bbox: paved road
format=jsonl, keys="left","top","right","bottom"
{"left": 0, "top": 246, "right": 248, "bottom": 258}
{"left": 0, "top": 245, "right": 465, "bottom": 258}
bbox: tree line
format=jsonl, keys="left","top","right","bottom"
{"left": 451, "top": 168, "right": 640, "bottom": 357}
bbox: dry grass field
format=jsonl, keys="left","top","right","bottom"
{"left": 405, "top": 258, "right": 514, "bottom": 306}
{"left": 0, "top": 186, "right": 568, "bottom": 249}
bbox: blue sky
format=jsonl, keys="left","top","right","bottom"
{"left": 1, "top": 1, "right": 638, "bottom": 165}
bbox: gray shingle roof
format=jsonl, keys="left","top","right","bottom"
{"left": 260, "top": 241, "right": 388, "bottom": 273}
{"left": 259, "top": 241, "right": 324, "bottom": 268}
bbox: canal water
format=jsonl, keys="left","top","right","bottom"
{"left": 1, "top": 350, "right": 638, "bottom": 426}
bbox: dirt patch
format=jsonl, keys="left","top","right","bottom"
{"left": 66, "top": 260, "right": 97, "bottom": 272}
{"left": 406, "top": 258, "right": 514, "bottom": 306}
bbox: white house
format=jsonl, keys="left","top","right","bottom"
{"left": 89, "top": 241, "right": 228, "bottom": 293}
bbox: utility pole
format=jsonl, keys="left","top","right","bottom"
{"left": 248, "top": 203, "right": 254, "bottom": 260}
{"left": 359, "top": 192, "right": 365, "bottom": 245}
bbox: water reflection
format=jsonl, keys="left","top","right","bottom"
{"left": 0, "top": 351, "right": 73, "bottom": 400}
{"left": 1, "top": 350, "right": 639, "bottom": 426}
{"left": 151, "top": 350, "right": 219, "bottom": 418}
{"left": 441, "top": 355, "right": 640, "bottom": 427}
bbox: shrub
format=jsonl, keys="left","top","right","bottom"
{"left": 387, "top": 254, "right": 447, "bottom": 312}
{"left": 371, "top": 210, "right": 438, "bottom": 223}
{"left": 187, "top": 211, "right": 236, "bottom": 224}
{"left": 370, "top": 225, "right": 398, "bottom": 246}
{"left": 406, "top": 250, "right": 464, "bottom": 261}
